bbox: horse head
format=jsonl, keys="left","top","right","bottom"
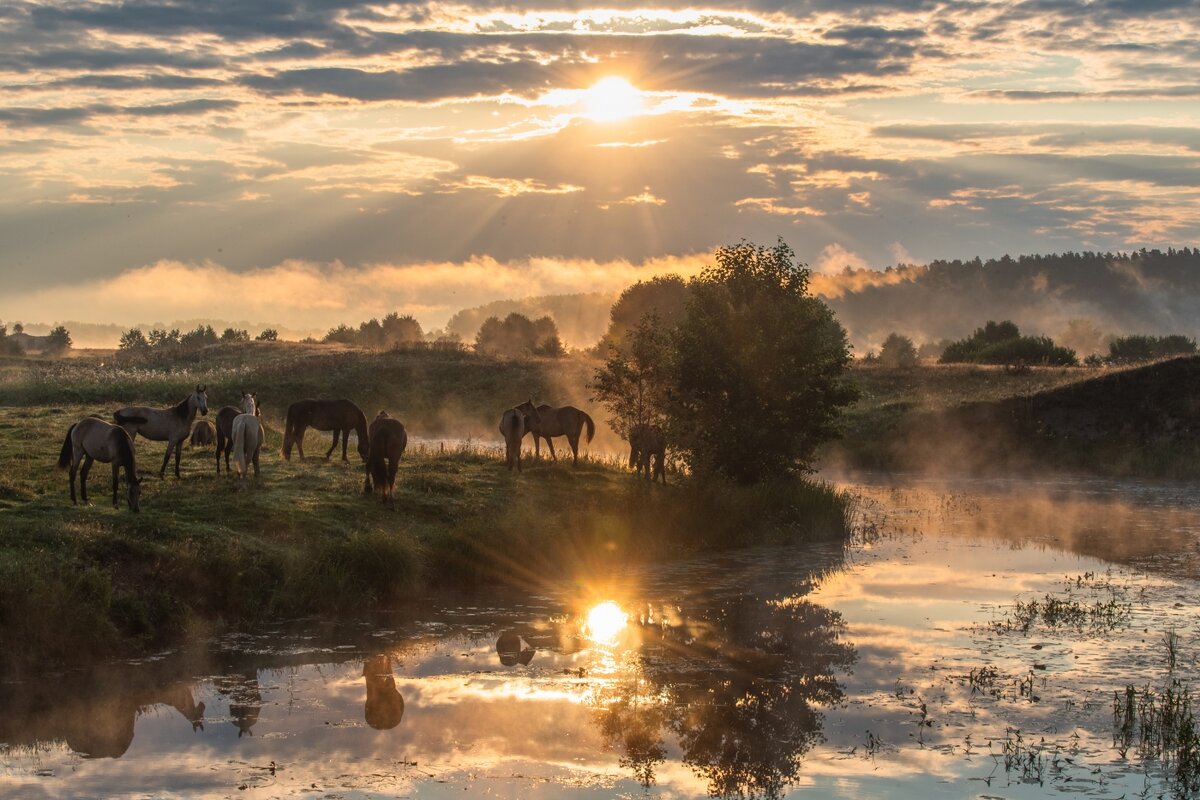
{"left": 128, "top": 472, "right": 142, "bottom": 513}
{"left": 194, "top": 384, "right": 209, "bottom": 415}
{"left": 240, "top": 391, "right": 257, "bottom": 416}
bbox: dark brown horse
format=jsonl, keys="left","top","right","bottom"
{"left": 629, "top": 422, "right": 667, "bottom": 484}
{"left": 189, "top": 420, "right": 215, "bottom": 449}
{"left": 499, "top": 406, "right": 535, "bottom": 471}
{"left": 282, "top": 398, "right": 369, "bottom": 462}
{"left": 57, "top": 417, "right": 142, "bottom": 511}
{"left": 515, "top": 400, "right": 595, "bottom": 465}
{"left": 215, "top": 393, "right": 262, "bottom": 475}
{"left": 363, "top": 411, "right": 407, "bottom": 507}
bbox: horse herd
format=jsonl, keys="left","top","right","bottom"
{"left": 54, "top": 386, "right": 668, "bottom": 514}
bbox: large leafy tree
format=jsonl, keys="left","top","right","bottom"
{"left": 669, "top": 240, "right": 858, "bottom": 483}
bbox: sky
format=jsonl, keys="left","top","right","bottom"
{"left": 1, "top": 0, "right": 1199, "bottom": 334}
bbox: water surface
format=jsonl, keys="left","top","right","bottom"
{"left": 4, "top": 474, "right": 1200, "bottom": 799}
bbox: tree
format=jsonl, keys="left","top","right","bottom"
{"left": 255, "top": 328, "right": 279, "bottom": 341}
{"left": 600, "top": 275, "right": 691, "bottom": 352}
{"left": 381, "top": 313, "right": 423, "bottom": 347}
{"left": 669, "top": 240, "right": 858, "bottom": 482}
{"left": 324, "top": 324, "right": 358, "bottom": 345}
{"left": 180, "top": 324, "right": 217, "bottom": 349}
{"left": 0, "top": 323, "right": 23, "bottom": 357}
{"left": 148, "top": 328, "right": 180, "bottom": 349}
{"left": 940, "top": 320, "right": 1076, "bottom": 365}
{"left": 474, "top": 313, "right": 563, "bottom": 357}
{"left": 878, "top": 332, "right": 918, "bottom": 368}
{"left": 119, "top": 328, "right": 149, "bottom": 352}
{"left": 44, "top": 325, "right": 72, "bottom": 356}
{"left": 591, "top": 313, "right": 672, "bottom": 438}
{"left": 220, "top": 327, "right": 250, "bottom": 343}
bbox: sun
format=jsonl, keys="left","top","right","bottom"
{"left": 582, "top": 77, "right": 644, "bottom": 122}
{"left": 584, "top": 601, "right": 629, "bottom": 644}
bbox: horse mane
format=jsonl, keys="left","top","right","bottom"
{"left": 172, "top": 395, "right": 191, "bottom": 420}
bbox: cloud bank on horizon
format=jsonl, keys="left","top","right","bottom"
{"left": 2, "top": 0, "right": 1199, "bottom": 330}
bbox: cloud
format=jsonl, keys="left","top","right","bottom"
{"left": 0, "top": 255, "right": 713, "bottom": 339}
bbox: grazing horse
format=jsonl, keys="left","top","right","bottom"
{"left": 189, "top": 420, "right": 215, "bottom": 449}
{"left": 57, "top": 417, "right": 141, "bottom": 511}
{"left": 230, "top": 393, "right": 262, "bottom": 487}
{"left": 629, "top": 423, "right": 667, "bottom": 484}
{"left": 114, "top": 385, "right": 208, "bottom": 479}
{"left": 515, "top": 400, "right": 595, "bottom": 466}
{"left": 363, "top": 411, "right": 407, "bottom": 507}
{"left": 499, "top": 406, "right": 534, "bottom": 471}
{"left": 282, "top": 399, "right": 369, "bottom": 462}
{"left": 215, "top": 393, "right": 261, "bottom": 475}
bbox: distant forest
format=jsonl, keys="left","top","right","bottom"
{"left": 822, "top": 248, "right": 1200, "bottom": 354}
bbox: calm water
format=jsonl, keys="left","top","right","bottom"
{"left": 5, "top": 474, "right": 1200, "bottom": 799}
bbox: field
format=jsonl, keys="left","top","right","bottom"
{"left": 0, "top": 347, "right": 853, "bottom": 672}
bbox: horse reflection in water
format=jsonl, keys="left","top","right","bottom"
{"left": 495, "top": 630, "right": 535, "bottom": 666}
{"left": 214, "top": 671, "right": 262, "bottom": 738}
{"left": 362, "top": 654, "right": 405, "bottom": 730}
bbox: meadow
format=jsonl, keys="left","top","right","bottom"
{"left": 0, "top": 347, "right": 853, "bottom": 672}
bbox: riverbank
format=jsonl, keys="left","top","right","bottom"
{"left": 0, "top": 404, "right": 853, "bottom": 673}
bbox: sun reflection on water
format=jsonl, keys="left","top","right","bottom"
{"left": 584, "top": 601, "right": 629, "bottom": 645}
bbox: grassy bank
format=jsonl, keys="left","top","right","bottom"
{"left": 832, "top": 358, "right": 1200, "bottom": 478}
{"left": 0, "top": 402, "right": 853, "bottom": 674}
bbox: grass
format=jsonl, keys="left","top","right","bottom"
{"left": 1113, "top": 682, "right": 1200, "bottom": 794}
{"left": 0, "top": 400, "right": 854, "bottom": 673}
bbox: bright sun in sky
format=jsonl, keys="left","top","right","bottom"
{"left": 581, "top": 77, "right": 644, "bottom": 122}
{"left": 585, "top": 601, "right": 629, "bottom": 644}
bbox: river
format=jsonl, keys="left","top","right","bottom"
{"left": 4, "top": 473, "right": 1200, "bottom": 798}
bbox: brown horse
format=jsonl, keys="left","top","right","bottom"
{"left": 189, "top": 420, "right": 215, "bottom": 449}
{"left": 363, "top": 654, "right": 405, "bottom": 730}
{"left": 57, "top": 417, "right": 142, "bottom": 511}
{"left": 282, "top": 398, "right": 369, "bottom": 462}
{"left": 629, "top": 423, "right": 667, "bottom": 484}
{"left": 363, "top": 411, "right": 407, "bottom": 507}
{"left": 215, "top": 393, "right": 261, "bottom": 474}
{"left": 516, "top": 400, "right": 595, "bottom": 465}
{"left": 499, "top": 406, "right": 532, "bottom": 471}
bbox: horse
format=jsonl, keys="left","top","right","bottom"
{"left": 629, "top": 422, "right": 667, "bottom": 484}
{"left": 499, "top": 407, "right": 530, "bottom": 471}
{"left": 114, "top": 385, "right": 208, "bottom": 479}
{"left": 57, "top": 417, "right": 141, "bottom": 511}
{"left": 282, "top": 399, "right": 369, "bottom": 463}
{"left": 363, "top": 654, "right": 404, "bottom": 730}
{"left": 515, "top": 400, "right": 595, "bottom": 466}
{"left": 363, "top": 411, "right": 407, "bottom": 507}
{"left": 230, "top": 393, "right": 262, "bottom": 487}
{"left": 189, "top": 420, "right": 215, "bottom": 449}
{"left": 215, "top": 393, "right": 261, "bottom": 475}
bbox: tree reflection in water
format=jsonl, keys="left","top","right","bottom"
{"left": 592, "top": 595, "right": 854, "bottom": 799}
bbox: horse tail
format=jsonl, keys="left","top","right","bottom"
{"left": 282, "top": 405, "right": 295, "bottom": 459}
{"left": 57, "top": 424, "right": 77, "bottom": 470}
{"left": 582, "top": 411, "right": 595, "bottom": 444}
{"left": 232, "top": 418, "right": 247, "bottom": 476}
{"left": 369, "top": 429, "right": 388, "bottom": 490}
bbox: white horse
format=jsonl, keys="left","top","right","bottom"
{"left": 231, "top": 392, "right": 262, "bottom": 487}
{"left": 115, "top": 385, "right": 208, "bottom": 479}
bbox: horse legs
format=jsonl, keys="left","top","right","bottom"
{"left": 566, "top": 432, "right": 579, "bottom": 466}
{"left": 655, "top": 452, "right": 666, "bottom": 484}
{"left": 157, "top": 440, "right": 173, "bottom": 479}
{"left": 325, "top": 430, "right": 340, "bottom": 461}
{"left": 215, "top": 430, "right": 224, "bottom": 474}
{"left": 341, "top": 430, "right": 351, "bottom": 462}
{"left": 252, "top": 441, "right": 261, "bottom": 478}
{"left": 387, "top": 458, "right": 400, "bottom": 509}
{"left": 111, "top": 461, "right": 121, "bottom": 508}
{"left": 69, "top": 455, "right": 79, "bottom": 505}
{"left": 545, "top": 436, "right": 558, "bottom": 462}
{"left": 79, "top": 455, "right": 94, "bottom": 504}
{"left": 173, "top": 437, "right": 183, "bottom": 478}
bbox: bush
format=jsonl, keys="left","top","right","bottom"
{"left": 878, "top": 333, "right": 918, "bottom": 368}
{"left": 255, "top": 328, "right": 279, "bottom": 341}
{"left": 1108, "top": 334, "right": 1197, "bottom": 363}
{"left": 44, "top": 325, "right": 72, "bottom": 356}
{"left": 940, "top": 320, "right": 1076, "bottom": 366}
